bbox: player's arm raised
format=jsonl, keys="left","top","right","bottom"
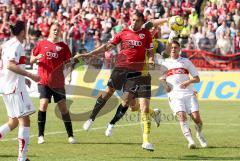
{"left": 143, "top": 18, "right": 169, "bottom": 30}
{"left": 73, "top": 42, "right": 115, "bottom": 59}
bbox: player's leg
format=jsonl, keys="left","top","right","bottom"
{"left": 129, "top": 99, "right": 161, "bottom": 127}
{"left": 105, "top": 98, "right": 138, "bottom": 137}
{"left": 188, "top": 94, "right": 207, "bottom": 147}
{"left": 129, "top": 98, "right": 140, "bottom": 112}
{"left": 107, "top": 91, "right": 134, "bottom": 125}
{"left": 84, "top": 68, "right": 127, "bottom": 131}
{"left": 177, "top": 111, "right": 196, "bottom": 149}
{"left": 170, "top": 96, "right": 196, "bottom": 149}
{"left": 54, "top": 88, "right": 77, "bottom": 144}
{"left": 105, "top": 91, "right": 134, "bottom": 136}
{"left": 191, "top": 111, "right": 207, "bottom": 147}
{"left": 83, "top": 86, "right": 115, "bottom": 131}
{"left": 37, "top": 85, "right": 51, "bottom": 144}
{"left": 0, "top": 117, "right": 18, "bottom": 140}
{"left": 0, "top": 95, "right": 19, "bottom": 139}
{"left": 18, "top": 116, "right": 30, "bottom": 161}
{"left": 15, "top": 90, "right": 34, "bottom": 161}
{"left": 90, "top": 86, "right": 115, "bottom": 121}
{"left": 139, "top": 98, "right": 154, "bottom": 151}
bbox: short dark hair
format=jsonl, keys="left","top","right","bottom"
{"left": 133, "top": 10, "right": 145, "bottom": 22}
{"left": 171, "top": 40, "right": 181, "bottom": 47}
{"left": 10, "top": 21, "right": 25, "bottom": 36}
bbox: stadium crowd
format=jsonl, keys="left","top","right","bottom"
{"left": 0, "top": 0, "right": 240, "bottom": 67}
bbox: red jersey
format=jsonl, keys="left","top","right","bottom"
{"left": 110, "top": 28, "right": 153, "bottom": 71}
{"left": 32, "top": 40, "right": 71, "bottom": 88}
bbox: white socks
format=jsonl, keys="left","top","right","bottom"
{"left": 0, "top": 123, "right": 11, "bottom": 140}
{"left": 195, "top": 122, "right": 203, "bottom": 134}
{"left": 180, "top": 121, "right": 195, "bottom": 144}
{"left": 18, "top": 126, "right": 30, "bottom": 161}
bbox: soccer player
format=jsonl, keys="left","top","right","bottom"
{"left": 104, "top": 27, "right": 165, "bottom": 151}
{"left": 75, "top": 10, "right": 155, "bottom": 150}
{"left": 0, "top": 21, "right": 40, "bottom": 161}
{"left": 30, "top": 22, "right": 77, "bottom": 144}
{"left": 160, "top": 40, "right": 207, "bottom": 149}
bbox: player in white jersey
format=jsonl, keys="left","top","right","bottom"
{"left": 160, "top": 40, "right": 207, "bottom": 149}
{"left": 0, "top": 21, "right": 40, "bottom": 161}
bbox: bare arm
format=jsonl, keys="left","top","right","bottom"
{"left": 180, "top": 76, "right": 200, "bottom": 89}
{"left": 147, "top": 49, "right": 154, "bottom": 65}
{"left": 160, "top": 79, "right": 172, "bottom": 93}
{"left": 7, "top": 61, "right": 40, "bottom": 82}
{"left": 74, "top": 42, "right": 115, "bottom": 59}
{"left": 151, "top": 18, "right": 169, "bottom": 27}
{"left": 142, "top": 17, "right": 169, "bottom": 30}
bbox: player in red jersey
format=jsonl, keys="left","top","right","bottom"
{"left": 30, "top": 22, "right": 77, "bottom": 144}
{"left": 75, "top": 10, "right": 155, "bottom": 150}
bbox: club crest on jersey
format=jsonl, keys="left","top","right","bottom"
{"left": 56, "top": 46, "right": 62, "bottom": 51}
{"left": 139, "top": 34, "right": 145, "bottom": 39}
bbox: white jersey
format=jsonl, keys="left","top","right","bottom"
{"left": 161, "top": 57, "right": 199, "bottom": 98}
{"left": 0, "top": 37, "right": 26, "bottom": 94}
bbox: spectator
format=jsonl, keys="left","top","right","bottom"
{"left": 234, "top": 31, "right": 240, "bottom": 53}
{"left": 170, "top": 1, "right": 181, "bottom": 16}
{"left": 68, "top": 20, "right": 83, "bottom": 56}
{"left": 198, "top": 30, "right": 212, "bottom": 51}
{"left": 152, "top": 0, "right": 165, "bottom": 18}
{"left": 181, "top": 0, "right": 193, "bottom": 16}
{"left": 215, "top": 20, "right": 228, "bottom": 40}
{"left": 233, "top": 9, "right": 240, "bottom": 29}
{"left": 216, "top": 31, "right": 232, "bottom": 55}
{"left": 188, "top": 8, "right": 199, "bottom": 28}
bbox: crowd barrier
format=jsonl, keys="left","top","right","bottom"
{"left": 182, "top": 49, "right": 240, "bottom": 71}
{"left": 32, "top": 69, "right": 238, "bottom": 101}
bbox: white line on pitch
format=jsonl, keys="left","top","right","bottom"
{"left": 0, "top": 122, "right": 140, "bottom": 142}
{"left": 1, "top": 122, "right": 240, "bottom": 142}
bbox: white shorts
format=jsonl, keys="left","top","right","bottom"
{"left": 2, "top": 90, "right": 35, "bottom": 118}
{"left": 168, "top": 94, "right": 199, "bottom": 115}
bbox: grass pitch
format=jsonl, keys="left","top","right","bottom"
{"left": 0, "top": 98, "right": 239, "bottom": 161}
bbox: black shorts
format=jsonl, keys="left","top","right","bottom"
{"left": 135, "top": 75, "right": 151, "bottom": 99}
{"left": 107, "top": 67, "right": 142, "bottom": 93}
{"left": 38, "top": 84, "right": 66, "bottom": 103}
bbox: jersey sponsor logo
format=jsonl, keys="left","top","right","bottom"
{"left": 46, "top": 52, "right": 58, "bottom": 59}
{"left": 139, "top": 34, "right": 145, "bottom": 39}
{"left": 126, "top": 40, "right": 142, "bottom": 47}
{"left": 166, "top": 68, "right": 189, "bottom": 77}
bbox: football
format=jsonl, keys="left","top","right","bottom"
{"left": 168, "top": 16, "right": 184, "bottom": 32}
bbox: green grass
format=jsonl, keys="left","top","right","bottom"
{"left": 0, "top": 98, "right": 239, "bottom": 161}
